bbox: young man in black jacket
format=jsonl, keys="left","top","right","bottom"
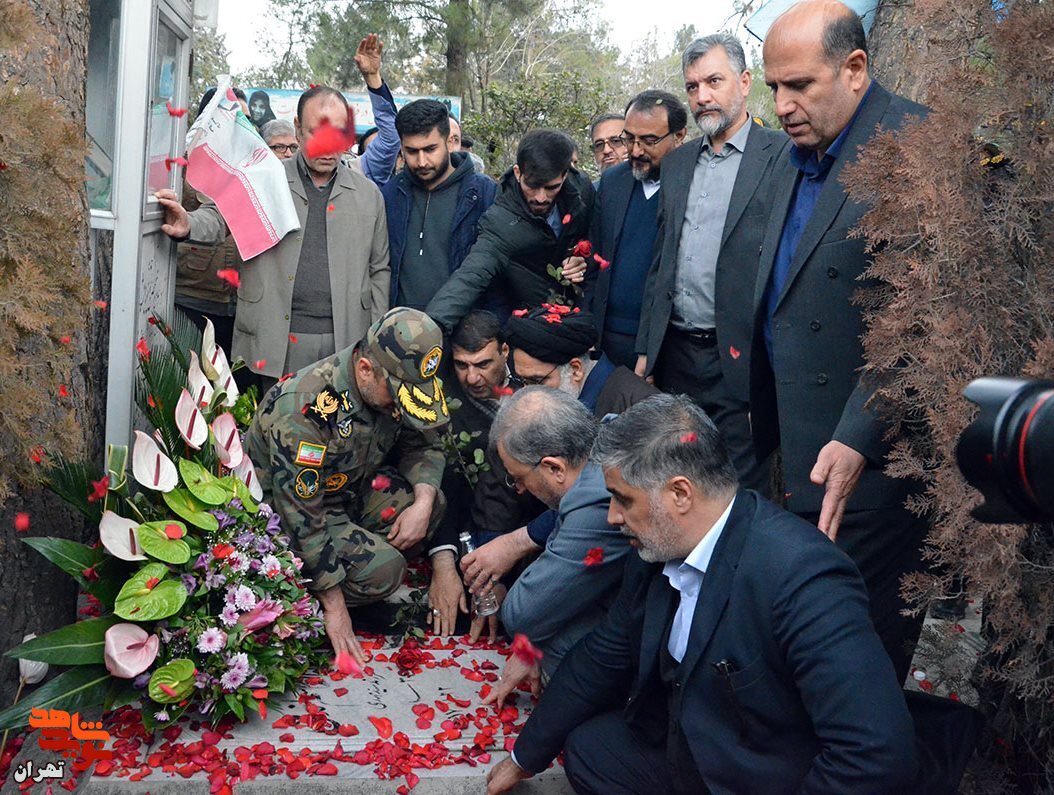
{"left": 426, "top": 129, "right": 595, "bottom": 331}
{"left": 381, "top": 100, "right": 498, "bottom": 312}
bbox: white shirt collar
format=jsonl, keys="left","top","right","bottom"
{"left": 663, "top": 495, "right": 736, "bottom": 582}
{"left": 641, "top": 178, "right": 661, "bottom": 200}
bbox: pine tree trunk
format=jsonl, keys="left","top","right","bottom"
{"left": 444, "top": 0, "right": 471, "bottom": 99}
{"left": 0, "top": 0, "right": 94, "bottom": 708}
{"left": 868, "top": 0, "right": 929, "bottom": 103}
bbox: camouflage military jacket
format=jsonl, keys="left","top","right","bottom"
{"left": 244, "top": 348, "right": 445, "bottom": 591}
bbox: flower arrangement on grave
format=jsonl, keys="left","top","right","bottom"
{"left": 0, "top": 314, "right": 327, "bottom": 733}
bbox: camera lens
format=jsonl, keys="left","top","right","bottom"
{"left": 957, "top": 377, "right": 1054, "bottom": 523}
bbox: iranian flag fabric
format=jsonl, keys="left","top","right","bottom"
{"left": 186, "top": 78, "right": 299, "bottom": 260}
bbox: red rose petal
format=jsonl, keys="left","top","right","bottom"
{"left": 380, "top": 506, "right": 397, "bottom": 522}
{"left": 14, "top": 512, "right": 30, "bottom": 532}
{"left": 337, "top": 723, "right": 359, "bottom": 737}
{"left": 680, "top": 432, "right": 698, "bottom": 444}
{"left": 288, "top": 334, "right": 299, "bottom": 344}
{"left": 368, "top": 715, "right": 393, "bottom": 739}
{"left": 371, "top": 474, "right": 391, "bottom": 491}
{"left": 728, "top": 345, "right": 741, "bottom": 359}
{"left": 562, "top": 213, "right": 572, "bottom": 224}
{"left": 166, "top": 101, "right": 188, "bottom": 117}
{"left": 334, "top": 687, "right": 348, "bottom": 697}
{"left": 279, "top": 733, "right": 295, "bottom": 743}
{"left": 583, "top": 547, "right": 604, "bottom": 567}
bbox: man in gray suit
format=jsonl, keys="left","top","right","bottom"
{"left": 752, "top": 0, "right": 929, "bottom": 680}
{"left": 481, "top": 387, "right": 632, "bottom": 701}
{"left": 635, "top": 34, "right": 786, "bottom": 495}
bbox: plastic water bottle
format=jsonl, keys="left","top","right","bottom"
{"left": 459, "top": 532, "right": 500, "bottom": 617}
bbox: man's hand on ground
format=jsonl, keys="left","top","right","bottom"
{"left": 482, "top": 654, "right": 541, "bottom": 711}
{"left": 809, "top": 440, "right": 867, "bottom": 542}
{"left": 428, "top": 551, "right": 467, "bottom": 636}
{"left": 486, "top": 757, "right": 531, "bottom": 794}
{"left": 318, "top": 587, "right": 368, "bottom": 665}
{"left": 461, "top": 528, "right": 536, "bottom": 595}
{"left": 354, "top": 34, "right": 384, "bottom": 90}
{"left": 155, "top": 189, "right": 190, "bottom": 239}
{"left": 469, "top": 583, "right": 506, "bottom": 643}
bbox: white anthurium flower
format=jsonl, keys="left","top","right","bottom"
{"left": 211, "top": 412, "right": 244, "bottom": 469}
{"left": 201, "top": 317, "right": 221, "bottom": 381}
{"left": 187, "top": 350, "right": 215, "bottom": 409}
{"left": 212, "top": 356, "right": 240, "bottom": 407}
{"left": 19, "top": 634, "right": 48, "bottom": 684}
{"left": 232, "top": 454, "right": 263, "bottom": 501}
{"left": 175, "top": 388, "right": 208, "bottom": 449}
{"left": 99, "top": 510, "right": 146, "bottom": 561}
{"left": 131, "top": 430, "right": 178, "bottom": 492}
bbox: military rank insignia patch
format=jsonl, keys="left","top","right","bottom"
{"left": 305, "top": 385, "right": 342, "bottom": 427}
{"left": 420, "top": 346, "right": 442, "bottom": 379}
{"left": 294, "top": 468, "right": 320, "bottom": 499}
{"left": 295, "top": 441, "right": 326, "bottom": 467}
{"left": 336, "top": 416, "right": 354, "bottom": 438}
{"left": 324, "top": 473, "right": 349, "bottom": 493}
{"left": 396, "top": 378, "right": 449, "bottom": 424}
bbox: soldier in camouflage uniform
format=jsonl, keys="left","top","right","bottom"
{"left": 245, "top": 307, "right": 450, "bottom": 663}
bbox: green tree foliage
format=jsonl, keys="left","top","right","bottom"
{"left": 190, "top": 25, "right": 231, "bottom": 109}
{"left": 305, "top": 3, "right": 417, "bottom": 91}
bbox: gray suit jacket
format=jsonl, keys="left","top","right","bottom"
{"left": 637, "top": 121, "right": 787, "bottom": 401}
{"left": 187, "top": 156, "right": 390, "bottom": 378}
{"left": 501, "top": 463, "right": 631, "bottom": 678}
{"left": 750, "top": 82, "right": 927, "bottom": 513}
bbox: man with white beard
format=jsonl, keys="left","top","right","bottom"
{"left": 635, "top": 33, "right": 788, "bottom": 495}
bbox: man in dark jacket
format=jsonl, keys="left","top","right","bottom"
{"left": 459, "top": 306, "right": 657, "bottom": 620}
{"left": 425, "top": 130, "right": 595, "bottom": 332}
{"left": 382, "top": 100, "right": 498, "bottom": 312}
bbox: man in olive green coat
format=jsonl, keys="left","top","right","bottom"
{"left": 158, "top": 86, "right": 390, "bottom": 383}
{"left": 244, "top": 307, "right": 449, "bottom": 664}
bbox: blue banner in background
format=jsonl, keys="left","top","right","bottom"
{"left": 241, "top": 88, "right": 462, "bottom": 133}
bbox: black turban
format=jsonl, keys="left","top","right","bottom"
{"left": 504, "top": 305, "right": 597, "bottom": 364}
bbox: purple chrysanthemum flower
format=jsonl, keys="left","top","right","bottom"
{"left": 227, "top": 652, "right": 250, "bottom": 676}
{"left": 220, "top": 669, "right": 247, "bottom": 692}
{"left": 196, "top": 627, "right": 227, "bottom": 654}
{"left": 227, "top": 551, "right": 251, "bottom": 574}
{"left": 219, "top": 605, "right": 239, "bottom": 626}
{"left": 233, "top": 585, "right": 256, "bottom": 611}
{"left": 154, "top": 710, "right": 170, "bottom": 722}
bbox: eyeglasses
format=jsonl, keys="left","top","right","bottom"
{"left": 504, "top": 457, "right": 547, "bottom": 490}
{"left": 507, "top": 363, "right": 560, "bottom": 389}
{"left": 269, "top": 143, "right": 300, "bottom": 155}
{"left": 619, "top": 131, "right": 674, "bottom": 150}
{"left": 591, "top": 136, "right": 627, "bottom": 154}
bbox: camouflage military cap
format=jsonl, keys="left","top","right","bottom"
{"left": 366, "top": 307, "right": 450, "bottom": 431}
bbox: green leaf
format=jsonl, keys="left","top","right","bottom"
{"left": 148, "top": 658, "right": 196, "bottom": 703}
{"left": 162, "top": 488, "right": 220, "bottom": 531}
{"left": 222, "top": 476, "right": 259, "bottom": 514}
{"left": 546, "top": 263, "right": 559, "bottom": 279}
{"left": 114, "top": 563, "right": 187, "bottom": 621}
{"left": 22, "top": 537, "right": 97, "bottom": 582}
{"left": 6, "top": 615, "right": 122, "bottom": 665}
{"left": 178, "top": 459, "right": 231, "bottom": 505}
{"left": 0, "top": 666, "right": 115, "bottom": 731}
{"left": 473, "top": 448, "right": 485, "bottom": 465}
{"left": 225, "top": 692, "right": 245, "bottom": 721}
{"left": 137, "top": 520, "right": 191, "bottom": 565}
{"left": 41, "top": 456, "right": 105, "bottom": 521}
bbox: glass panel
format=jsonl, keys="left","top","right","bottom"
{"left": 144, "top": 16, "right": 182, "bottom": 203}
{"left": 86, "top": 0, "right": 121, "bottom": 211}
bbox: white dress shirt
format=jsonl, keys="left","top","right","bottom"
{"left": 663, "top": 496, "right": 736, "bottom": 662}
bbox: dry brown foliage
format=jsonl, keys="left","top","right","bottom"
{"left": 846, "top": 0, "right": 1054, "bottom": 787}
{"left": 0, "top": 6, "right": 90, "bottom": 505}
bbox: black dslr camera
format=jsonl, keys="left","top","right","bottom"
{"left": 957, "top": 377, "right": 1054, "bottom": 523}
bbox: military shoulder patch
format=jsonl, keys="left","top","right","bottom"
{"left": 420, "top": 346, "right": 442, "bottom": 379}
{"left": 324, "top": 473, "right": 349, "bottom": 493}
{"left": 294, "top": 468, "right": 320, "bottom": 499}
{"left": 305, "top": 385, "right": 342, "bottom": 428}
{"left": 295, "top": 441, "right": 326, "bottom": 467}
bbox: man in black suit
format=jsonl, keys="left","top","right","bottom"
{"left": 486, "top": 394, "right": 917, "bottom": 794}
{"left": 635, "top": 34, "right": 786, "bottom": 495}
{"left": 753, "top": 0, "right": 929, "bottom": 680}
{"left": 587, "top": 90, "right": 687, "bottom": 369}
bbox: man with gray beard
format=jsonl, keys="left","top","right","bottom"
{"left": 585, "top": 91, "right": 688, "bottom": 369}
{"left": 635, "top": 33, "right": 788, "bottom": 495}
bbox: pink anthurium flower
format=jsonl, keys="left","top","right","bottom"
{"left": 99, "top": 510, "right": 146, "bottom": 561}
{"left": 211, "top": 412, "right": 244, "bottom": 469}
{"left": 201, "top": 318, "right": 223, "bottom": 381}
{"left": 131, "top": 430, "right": 177, "bottom": 492}
{"left": 232, "top": 454, "right": 263, "bottom": 501}
{"left": 237, "top": 599, "right": 283, "bottom": 631}
{"left": 187, "top": 351, "right": 214, "bottom": 408}
{"left": 104, "top": 623, "right": 159, "bottom": 678}
{"left": 175, "top": 388, "right": 208, "bottom": 449}
{"left": 212, "top": 357, "right": 239, "bottom": 407}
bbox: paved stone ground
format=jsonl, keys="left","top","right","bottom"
{"left": 2, "top": 584, "right": 984, "bottom": 795}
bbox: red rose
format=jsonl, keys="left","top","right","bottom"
{"left": 572, "top": 240, "right": 592, "bottom": 257}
